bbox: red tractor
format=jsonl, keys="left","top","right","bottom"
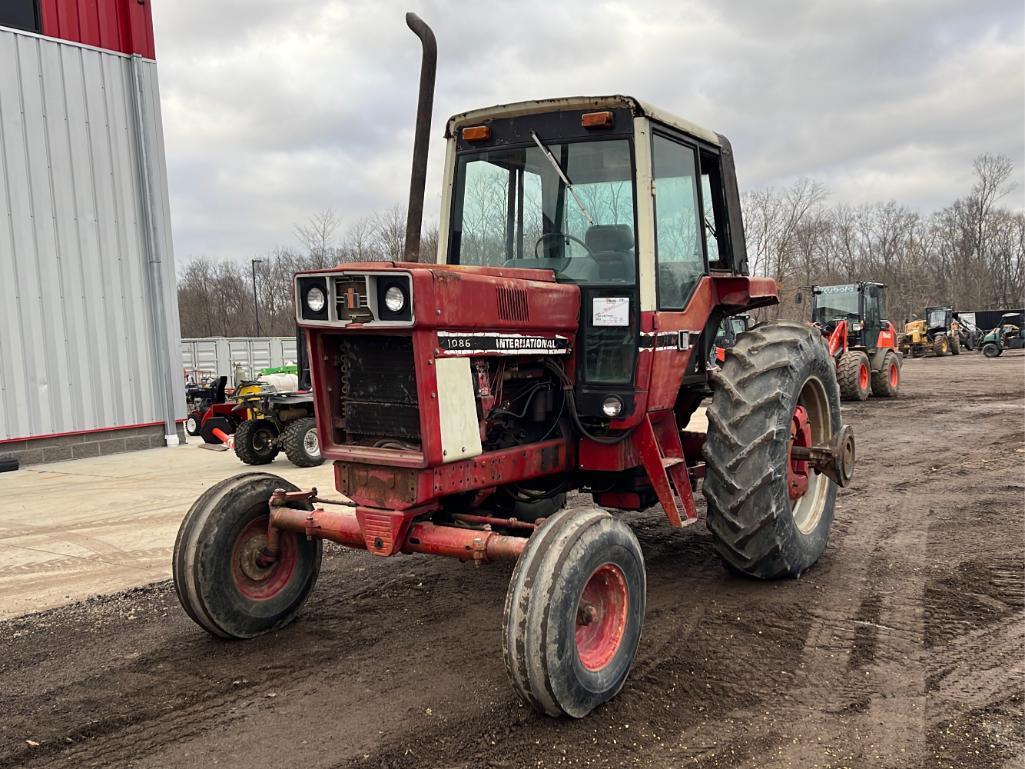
{"left": 174, "top": 17, "right": 854, "bottom": 719}
{"left": 807, "top": 282, "right": 902, "bottom": 400}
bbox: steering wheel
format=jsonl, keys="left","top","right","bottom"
{"left": 533, "top": 232, "right": 594, "bottom": 260}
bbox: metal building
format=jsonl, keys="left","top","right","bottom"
{"left": 0, "top": 0, "right": 181, "bottom": 466}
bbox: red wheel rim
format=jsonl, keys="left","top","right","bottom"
{"left": 889, "top": 362, "right": 899, "bottom": 387}
{"left": 230, "top": 516, "right": 298, "bottom": 600}
{"left": 858, "top": 363, "right": 869, "bottom": 390}
{"left": 787, "top": 405, "right": 812, "bottom": 500}
{"left": 575, "top": 563, "right": 629, "bottom": 671}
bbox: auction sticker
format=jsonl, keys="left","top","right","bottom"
{"left": 592, "top": 297, "right": 630, "bottom": 327}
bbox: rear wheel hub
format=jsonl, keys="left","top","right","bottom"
{"left": 788, "top": 405, "right": 812, "bottom": 501}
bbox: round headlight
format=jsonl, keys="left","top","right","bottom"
{"left": 601, "top": 396, "right": 624, "bottom": 418}
{"left": 306, "top": 286, "right": 326, "bottom": 313}
{"left": 384, "top": 285, "right": 406, "bottom": 313}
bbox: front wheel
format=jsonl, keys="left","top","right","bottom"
{"left": 702, "top": 321, "right": 841, "bottom": 578}
{"left": 950, "top": 335, "right": 961, "bottom": 355}
{"left": 185, "top": 411, "right": 203, "bottom": 436}
{"left": 234, "top": 419, "right": 280, "bottom": 465}
{"left": 173, "top": 473, "right": 322, "bottom": 639}
{"left": 282, "top": 417, "right": 323, "bottom": 467}
{"left": 982, "top": 342, "right": 1001, "bottom": 358}
{"left": 837, "top": 350, "right": 871, "bottom": 400}
{"left": 933, "top": 335, "right": 949, "bottom": 356}
{"left": 503, "top": 508, "right": 645, "bottom": 718}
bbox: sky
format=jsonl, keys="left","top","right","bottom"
{"left": 151, "top": 0, "right": 1025, "bottom": 263}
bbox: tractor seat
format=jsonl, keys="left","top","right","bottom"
{"left": 584, "top": 224, "right": 635, "bottom": 282}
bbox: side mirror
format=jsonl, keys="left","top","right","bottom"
{"left": 795, "top": 291, "right": 804, "bottom": 305}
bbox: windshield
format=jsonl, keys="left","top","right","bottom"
{"left": 812, "top": 285, "right": 860, "bottom": 323}
{"left": 448, "top": 139, "right": 636, "bottom": 284}
{"left": 927, "top": 309, "right": 947, "bottom": 328}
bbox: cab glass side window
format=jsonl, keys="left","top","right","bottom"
{"left": 652, "top": 135, "right": 705, "bottom": 310}
{"left": 699, "top": 150, "right": 729, "bottom": 270}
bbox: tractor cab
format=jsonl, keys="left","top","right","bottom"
{"left": 811, "top": 282, "right": 889, "bottom": 353}
{"left": 925, "top": 306, "right": 953, "bottom": 335}
{"left": 441, "top": 96, "right": 771, "bottom": 419}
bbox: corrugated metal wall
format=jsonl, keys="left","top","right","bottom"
{"left": 181, "top": 337, "right": 300, "bottom": 383}
{"left": 0, "top": 26, "right": 180, "bottom": 442}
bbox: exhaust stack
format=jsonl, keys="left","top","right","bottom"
{"left": 403, "top": 12, "right": 437, "bottom": 262}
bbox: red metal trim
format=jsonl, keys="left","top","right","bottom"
{"left": 38, "top": 0, "right": 156, "bottom": 58}
{"left": 0, "top": 420, "right": 168, "bottom": 445}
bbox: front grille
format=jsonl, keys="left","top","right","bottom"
{"left": 335, "top": 276, "right": 374, "bottom": 323}
{"left": 498, "top": 286, "right": 529, "bottom": 321}
{"left": 339, "top": 335, "right": 419, "bottom": 441}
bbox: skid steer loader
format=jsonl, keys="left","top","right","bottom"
{"left": 173, "top": 15, "right": 855, "bottom": 718}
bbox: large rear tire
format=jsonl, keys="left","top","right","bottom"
{"left": 702, "top": 321, "right": 840, "bottom": 579}
{"left": 837, "top": 350, "right": 871, "bottom": 401}
{"left": 503, "top": 507, "right": 645, "bottom": 718}
{"left": 282, "top": 417, "right": 323, "bottom": 467}
{"left": 870, "top": 351, "right": 901, "bottom": 398}
{"left": 172, "top": 473, "right": 322, "bottom": 639}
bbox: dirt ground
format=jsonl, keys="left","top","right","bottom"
{"left": 1, "top": 351, "right": 1022, "bottom": 769}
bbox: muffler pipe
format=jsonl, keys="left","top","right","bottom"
{"left": 403, "top": 12, "right": 437, "bottom": 262}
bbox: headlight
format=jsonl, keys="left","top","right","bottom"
{"left": 384, "top": 285, "right": 406, "bottom": 313}
{"left": 306, "top": 286, "right": 326, "bottom": 313}
{"left": 850, "top": 321, "right": 863, "bottom": 331}
{"left": 601, "top": 396, "right": 624, "bottom": 418}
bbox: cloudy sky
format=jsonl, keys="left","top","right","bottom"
{"left": 151, "top": 0, "right": 1025, "bottom": 263}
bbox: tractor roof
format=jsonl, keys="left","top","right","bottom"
{"left": 445, "top": 95, "right": 723, "bottom": 147}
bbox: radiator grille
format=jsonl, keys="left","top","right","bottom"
{"left": 497, "top": 286, "right": 529, "bottom": 321}
{"left": 335, "top": 276, "right": 374, "bottom": 323}
{"left": 339, "top": 336, "right": 419, "bottom": 441}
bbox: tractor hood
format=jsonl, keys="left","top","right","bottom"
{"left": 294, "top": 261, "right": 580, "bottom": 336}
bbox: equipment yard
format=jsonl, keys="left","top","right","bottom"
{"left": 0, "top": 352, "right": 1021, "bottom": 769}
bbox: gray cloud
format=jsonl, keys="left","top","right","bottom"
{"left": 152, "top": 0, "right": 1025, "bottom": 262}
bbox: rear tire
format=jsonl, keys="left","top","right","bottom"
{"left": 702, "top": 321, "right": 840, "bottom": 579}
{"left": 837, "top": 350, "right": 871, "bottom": 401}
{"left": 282, "top": 417, "right": 323, "bottom": 467}
{"left": 503, "top": 507, "right": 645, "bottom": 718}
{"left": 233, "top": 419, "right": 280, "bottom": 465}
{"left": 870, "top": 351, "right": 901, "bottom": 397}
{"left": 172, "top": 473, "right": 321, "bottom": 639}
{"left": 950, "top": 335, "right": 961, "bottom": 355}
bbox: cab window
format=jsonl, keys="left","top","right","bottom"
{"left": 652, "top": 134, "right": 705, "bottom": 310}
{"left": 699, "top": 150, "right": 729, "bottom": 270}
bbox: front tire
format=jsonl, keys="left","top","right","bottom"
{"left": 702, "top": 321, "right": 840, "bottom": 579}
{"left": 234, "top": 419, "right": 280, "bottom": 465}
{"left": 933, "top": 335, "right": 949, "bottom": 356}
{"left": 870, "top": 351, "right": 901, "bottom": 397}
{"left": 503, "top": 507, "right": 645, "bottom": 718}
{"left": 186, "top": 411, "right": 203, "bottom": 436}
{"left": 282, "top": 417, "right": 323, "bottom": 467}
{"left": 982, "top": 342, "right": 1000, "bottom": 358}
{"left": 837, "top": 350, "right": 871, "bottom": 401}
{"left": 950, "top": 335, "right": 961, "bottom": 355}
{"left": 172, "top": 473, "right": 322, "bottom": 639}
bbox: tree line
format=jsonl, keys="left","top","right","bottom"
{"left": 177, "top": 153, "right": 1022, "bottom": 338}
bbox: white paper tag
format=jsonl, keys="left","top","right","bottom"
{"left": 592, "top": 297, "right": 630, "bottom": 327}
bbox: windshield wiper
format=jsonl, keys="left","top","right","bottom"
{"left": 530, "top": 131, "right": 594, "bottom": 226}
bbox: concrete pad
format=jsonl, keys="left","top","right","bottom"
{"left": 0, "top": 441, "right": 334, "bottom": 620}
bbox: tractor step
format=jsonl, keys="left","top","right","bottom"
{"left": 661, "top": 457, "right": 684, "bottom": 469}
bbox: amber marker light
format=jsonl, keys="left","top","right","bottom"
{"left": 462, "top": 125, "right": 492, "bottom": 141}
{"left": 581, "top": 111, "right": 614, "bottom": 128}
